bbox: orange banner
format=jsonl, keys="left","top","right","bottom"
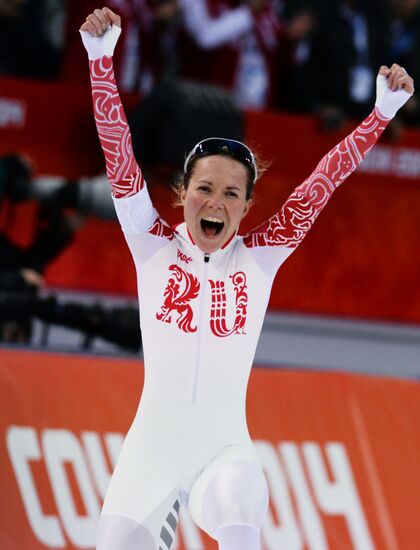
{"left": 1, "top": 348, "right": 420, "bottom": 549}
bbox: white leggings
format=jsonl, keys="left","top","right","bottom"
{"left": 97, "top": 459, "right": 268, "bottom": 549}
{"left": 97, "top": 399, "right": 268, "bottom": 549}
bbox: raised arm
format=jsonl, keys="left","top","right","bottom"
{"left": 244, "top": 65, "right": 414, "bottom": 250}
{"left": 80, "top": 8, "right": 143, "bottom": 198}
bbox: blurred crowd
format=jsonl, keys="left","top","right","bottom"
{"left": 1, "top": 0, "right": 419, "bottom": 127}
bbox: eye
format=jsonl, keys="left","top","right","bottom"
{"left": 226, "top": 191, "right": 239, "bottom": 198}
{"left": 198, "top": 185, "right": 210, "bottom": 192}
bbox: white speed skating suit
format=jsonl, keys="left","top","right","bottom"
{"left": 81, "top": 23, "right": 412, "bottom": 550}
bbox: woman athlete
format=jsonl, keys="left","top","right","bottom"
{"left": 80, "top": 7, "right": 414, "bottom": 550}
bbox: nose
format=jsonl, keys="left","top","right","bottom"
{"left": 206, "top": 193, "right": 224, "bottom": 210}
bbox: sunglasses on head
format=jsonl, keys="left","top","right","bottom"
{"left": 184, "top": 138, "right": 258, "bottom": 183}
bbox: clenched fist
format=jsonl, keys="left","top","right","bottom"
{"left": 375, "top": 64, "right": 415, "bottom": 119}
{"left": 80, "top": 7, "right": 121, "bottom": 60}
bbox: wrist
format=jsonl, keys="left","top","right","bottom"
{"left": 80, "top": 26, "right": 121, "bottom": 60}
{"left": 374, "top": 105, "right": 392, "bottom": 121}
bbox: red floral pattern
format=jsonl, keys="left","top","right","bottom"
{"left": 244, "top": 108, "right": 389, "bottom": 249}
{"left": 90, "top": 56, "right": 143, "bottom": 198}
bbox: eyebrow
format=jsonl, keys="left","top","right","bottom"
{"left": 197, "top": 180, "right": 241, "bottom": 191}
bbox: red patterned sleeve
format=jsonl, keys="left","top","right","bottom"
{"left": 243, "top": 108, "right": 389, "bottom": 249}
{"left": 89, "top": 56, "right": 143, "bottom": 198}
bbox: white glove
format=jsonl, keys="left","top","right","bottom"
{"left": 375, "top": 73, "right": 413, "bottom": 119}
{"left": 80, "top": 25, "right": 121, "bottom": 61}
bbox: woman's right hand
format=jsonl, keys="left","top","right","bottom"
{"left": 79, "top": 7, "right": 122, "bottom": 60}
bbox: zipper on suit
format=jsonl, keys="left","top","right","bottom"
{"left": 191, "top": 252, "right": 210, "bottom": 403}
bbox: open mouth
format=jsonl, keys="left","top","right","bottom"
{"left": 200, "top": 216, "right": 224, "bottom": 237}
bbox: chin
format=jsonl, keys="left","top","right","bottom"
{"left": 194, "top": 233, "right": 222, "bottom": 252}
{"left": 198, "top": 241, "right": 221, "bottom": 254}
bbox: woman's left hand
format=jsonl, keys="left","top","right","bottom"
{"left": 379, "top": 64, "right": 414, "bottom": 94}
{"left": 375, "top": 64, "right": 415, "bottom": 119}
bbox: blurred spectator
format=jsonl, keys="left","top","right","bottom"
{"left": 0, "top": 0, "right": 67, "bottom": 79}
{"left": 125, "top": 0, "right": 283, "bottom": 109}
{"left": 112, "top": 0, "right": 181, "bottom": 93}
{"left": 0, "top": 153, "right": 76, "bottom": 342}
{"left": 388, "top": 0, "right": 420, "bottom": 125}
{"left": 0, "top": 154, "right": 75, "bottom": 282}
{"left": 305, "top": 0, "right": 390, "bottom": 131}
{"left": 178, "top": 0, "right": 281, "bottom": 109}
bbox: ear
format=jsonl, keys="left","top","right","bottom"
{"left": 180, "top": 186, "right": 187, "bottom": 205}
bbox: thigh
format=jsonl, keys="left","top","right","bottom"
{"left": 100, "top": 456, "right": 181, "bottom": 550}
{"left": 188, "top": 447, "right": 269, "bottom": 538}
{"left": 102, "top": 399, "right": 183, "bottom": 522}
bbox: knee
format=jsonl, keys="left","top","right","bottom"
{"left": 202, "top": 460, "right": 269, "bottom": 535}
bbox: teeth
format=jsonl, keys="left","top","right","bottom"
{"left": 202, "top": 216, "right": 224, "bottom": 224}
